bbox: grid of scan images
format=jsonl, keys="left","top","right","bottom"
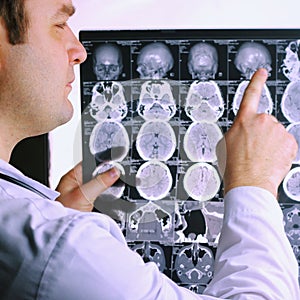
{"left": 80, "top": 30, "right": 300, "bottom": 293}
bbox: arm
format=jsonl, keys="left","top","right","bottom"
{"left": 204, "top": 69, "right": 299, "bottom": 299}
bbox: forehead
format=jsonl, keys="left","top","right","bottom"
{"left": 25, "top": 0, "right": 75, "bottom": 21}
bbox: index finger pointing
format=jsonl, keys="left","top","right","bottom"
{"left": 236, "top": 68, "right": 268, "bottom": 119}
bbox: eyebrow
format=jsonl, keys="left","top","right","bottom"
{"left": 52, "top": 3, "right": 76, "bottom": 20}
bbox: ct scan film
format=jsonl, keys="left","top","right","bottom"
{"left": 80, "top": 29, "right": 300, "bottom": 292}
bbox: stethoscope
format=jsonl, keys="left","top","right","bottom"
{"left": 0, "top": 173, "right": 51, "bottom": 199}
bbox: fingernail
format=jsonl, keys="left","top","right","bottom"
{"left": 108, "top": 167, "right": 120, "bottom": 178}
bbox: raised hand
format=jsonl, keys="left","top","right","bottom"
{"left": 217, "top": 68, "right": 298, "bottom": 197}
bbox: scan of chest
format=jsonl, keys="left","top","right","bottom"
{"left": 89, "top": 81, "right": 128, "bottom": 122}
{"left": 137, "top": 80, "right": 176, "bottom": 121}
{"left": 185, "top": 80, "right": 224, "bottom": 122}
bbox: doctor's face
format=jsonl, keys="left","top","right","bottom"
{"left": 0, "top": 0, "right": 87, "bottom": 137}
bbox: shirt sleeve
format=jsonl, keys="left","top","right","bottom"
{"left": 40, "top": 212, "right": 219, "bottom": 300}
{"left": 203, "top": 186, "right": 300, "bottom": 300}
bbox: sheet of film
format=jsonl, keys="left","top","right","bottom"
{"left": 80, "top": 30, "right": 300, "bottom": 292}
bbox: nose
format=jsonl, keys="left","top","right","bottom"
{"left": 68, "top": 32, "right": 87, "bottom": 65}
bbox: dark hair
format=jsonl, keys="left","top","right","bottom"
{"left": 0, "top": 0, "right": 29, "bottom": 45}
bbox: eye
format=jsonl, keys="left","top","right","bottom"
{"left": 56, "top": 22, "right": 67, "bottom": 30}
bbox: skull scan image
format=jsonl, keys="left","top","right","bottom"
{"left": 282, "top": 40, "right": 300, "bottom": 81}
{"left": 183, "top": 162, "right": 221, "bottom": 202}
{"left": 89, "top": 121, "right": 130, "bottom": 164}
{"left": 281, "top": 81, "right": 300, "bottom": 123}
{"left": 183, "top": 122, "right": 223, "bottom": 163}
{"left": 186, "top": 42, "right": 224, "bottom": 122}
{"left": 136, "top": 160, "right": 173, "bottom": 201}
{"left": 174, "top": 244, "right": 214, "bottom": 285}
{"left": 93, "top": 43, "right": 123, "bottom": 81}
{"left": 286, "top": 123, "right": 300, "bottom": 164}
{"left": 283, "top": 205, "right": 300, "bottom": 246}
{"left": 128, "top": 201, "right": 172, "bottom": 238}
{"left": 232, "top": 80, "right": 273, "bottom": 115}
{"left": 137, "top": 80, "right": 176, "bottom": 121}
{"left": 234, "top": 42, "right": 272, "bottom": 80}
{"left": 131, "top": 242, "right": 167, "bottom": 273}
{"left": 188, "top": 42, "right": 218, "bottom": 81}
{"left": 136, "top": 121, "right": 176, "bottom": 161}
{"left": 233, "top": 42, "right": 273, "bottom": 115}
{"left": 283, "top": 167, "right": 300, "bottom": 202}
{"left": 92, "top": 162, "right": 125, "bottom": 199}
{"left": 136, "top": 42, "right": 174, "bottom": 80}
{"left": 185, "top": 81, "right": 224, "bottom": 122}
{"left": 174, "top": 203, "right": 208, "bottom": 244}
{"left": 282, "top": 205, "right": 300, "bottom": 284}
{"left": 89, "top": 81, "right": 128, "bottom": 122}
{"left": 201, "top": 202, "right": 224, "bottom": 246}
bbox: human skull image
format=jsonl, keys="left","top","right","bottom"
{"left": 136, "top": 121, "right": 176, "bottom": 161}
{"left": 188, "top": 42, "right": 218, "bottom": 80}
{"left": 232, "top": 80, "right": 273, "bottom": 115}
{"left": 93, "top": 43, "right": 123, "bottom": 81}
{"left": 137, "top": 80, "right": 176, "bottom": 121}
{"left": 128, "top": 201, "right": 172, "bottom": 236}
{"left": 281, "top": 81, "right": 300, "bottom": 122}
{"left": 89, "top": 120, "right": 130, "bottom": 163}
{"left": 282, "top": 205, "right": 300, "bottom": 244}
{"left": 234, "top": 42, "right": 272, "bottom": 80}
{"left": 131, "top": 242, "right": 167, "bottom": 273}
{"left": 183, "top": 163, "right": 221, "bottom": 202}
{"left": 282, "top": 40, "right": 300, "bottom": 81}
{"left": 135, "top": 160, "right": 173, "bottom": 201}
{"left": 282, "top": 204, "right": 300, "bottom": 284}
{"left": 283, "top": 167, "right": 300, "bottom": 202}
{"left": 136, "top": 42, "right": 174, "bottom": 79}
{"left": 286, "top": 123, "right": 300, "bottom": 164}
{"left": 183, "top": 122, "right": 223, "bottom": 163}
{"left": 185, "top": 81, "right": 224, "bottom": 122}
{"left": 89, "top": 81, "right": 128, "bottom": 122}
{"left": 174, "top": 244, "right": 214, "bottom": 284}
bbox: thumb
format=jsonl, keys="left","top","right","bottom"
{"left": 236, "top": 68, "right": 268, "bottom": 120}
{"left": 80, "top": 167, "right": 120, "bottom": 204}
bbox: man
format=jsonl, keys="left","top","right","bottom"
{"left": 0, "top": 1, "right": 298, "bottom": 299}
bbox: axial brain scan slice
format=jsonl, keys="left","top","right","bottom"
{"left": 183, "top": 163, "right": 221, "bottom": 202}
{"left": 89, "top": 120, "right": 129, "bottom": 163}
{"left": 281, "top": 81, "right": 300, "bottom": 123}
{"left": 283, "top": 167, "right": 300, "bottom": 202}
{"left": 233, "top": 42, "right": 273, "bottom": 115}
{"left": 136, "top": 160, "right": 173, "bottom": 201}
{"left": 232, "top": 80, "right": 273, "bottom": 115}
{"left": 184, "top": 122, "right": 223, "bottom": 162}
{"left": 137, "top": 80, "right": 176, "bottom": 121}
{"left": 282, "top": 40, "right": 300, "bottom": 81}
{"left": 89, "top": 81, "right": 128, "bottom": 122}
{"left": 136, "top": 121, "right": 176, "bottom": 161}
{"left": 286, "top": 123, "right": 300, "bottom": 164}
{"left": 80, "top": 31, "right": 300, "bottom": 294}
{"left": 174, "top": 244, "right": 214, "bottom": 285}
